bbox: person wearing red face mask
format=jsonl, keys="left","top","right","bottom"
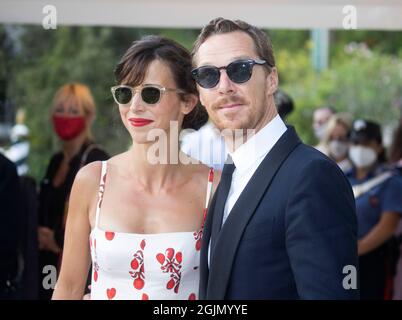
{"left": 38, "top": 83, "right": 109, "bottom": 300}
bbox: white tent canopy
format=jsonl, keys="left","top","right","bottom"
{"left": 1, "top": 0, "right": 402, "bottom": 30}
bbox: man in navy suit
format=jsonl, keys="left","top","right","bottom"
{"left": 0, "top": 153, "right": 22, "bottom": 299}
{"left": 191, "top": 18, "right": 359, "bottom": 299}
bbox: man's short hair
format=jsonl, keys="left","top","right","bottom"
{"left": 274, "top": 89, "right": 294, "bottom": 119}
{"left": 315, "top": 105, "right": 336, "bottom": 115}
{"left": 192, "top": 17, "right": 275, "bottom": 72}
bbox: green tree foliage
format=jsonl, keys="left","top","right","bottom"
{"left": 278, "top": 39, "right": 402, "bottom": 145}
{"left": 3, "top": 25, "right": 204, "bottom": 181}
{"left": 2, "top": 25, "right": 402, "bottom": 181}
{"left": 6, "top": 26, "right": 119, "bottom": 180}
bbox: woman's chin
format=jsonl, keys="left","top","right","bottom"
{"left": 130, "top": 133, "right": 158, "bottom": 146}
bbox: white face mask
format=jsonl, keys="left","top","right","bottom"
{"left": 328, "top": 140, "right": 349, "bottom": 160}
{"left": 314, "top": 124, "right": 327, "bottom": 141}
{"left": 349, "top": 145, "right": 377, "bottom": 169}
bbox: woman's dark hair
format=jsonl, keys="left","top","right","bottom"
{"left": 114, "top": 35, "right": 208, "bottom": 130}
{"left": 351, "top": 119, "right": 387, "bottom": 164}
{"left": 389, "top": 123, "right": 402, "bottom": 163}
{"left": 378, "top": 147, "right": 387, "bottom": 164}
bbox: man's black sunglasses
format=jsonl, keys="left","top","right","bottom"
{"left": 191, "top": 58, "right": 268, "bottom": 89}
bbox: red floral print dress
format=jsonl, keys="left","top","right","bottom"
{"left": 89, "top": 161, "right": 214, "bottom": 300}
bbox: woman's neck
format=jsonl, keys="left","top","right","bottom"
{"left": 128, "top": 139, "right": 185, "bottom": 192}
{"left": 355, "top": 164, "right": 376, "bottom": 181}
{"left": 61, "top": 133, "right": 88, "bottom": 161}
{"left": 335, "top": 155, "right": 348, "bottom": 163}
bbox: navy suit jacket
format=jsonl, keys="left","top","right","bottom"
{"left": 199, "top": 126, "right": 359, "bottom": 299}
{"left": 0, "top": 153, "right": 21, "bottom": 283}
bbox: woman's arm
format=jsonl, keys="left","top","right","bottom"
{"left": 211, "top": 169, "right": 221, "bottom": 198}
{"left": 358, "top": 212, "right": 400, "bottom": 256}
{"left": 52, "top": 162, "right": 101, "bottom": 300}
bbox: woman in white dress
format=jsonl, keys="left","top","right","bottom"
{"left": 52, "top": 36, "right": 220, "bottom": 300}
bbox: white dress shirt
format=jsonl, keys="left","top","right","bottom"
{"left": 180, "top": 120, "right": 228, "bottom": 170}
{"left": 222, "top": 114, "right": 287, "bottom": 225}
{"left": 208, "top": 115, "right": 287, "bottom": 266}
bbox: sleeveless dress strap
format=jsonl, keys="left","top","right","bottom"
{"left": 95, "top": 161, "right": 108, "bottom": 228}
{"left": 202, "top": 168, "right": 215, "bottom": 226}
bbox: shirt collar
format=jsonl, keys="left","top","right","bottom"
{"left": 229, "top": 114, "right": 287, "bottom": 172}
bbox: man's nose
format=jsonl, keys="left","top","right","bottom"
{"left": 217, "top": 70, "right": 236, "bottom": 94}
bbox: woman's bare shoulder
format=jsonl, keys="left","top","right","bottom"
{"left": 104, "top": 151, "right": 130, "bottom": 168}
{"left": 185, "top": 162, "right": 221, "bottom": 188}
{"left": 75, "top": 160, "right": 103, "bottom": 188}
{"left": 73, "top": 152, "right": 126, "bottom": 192}
{"left": 81, "top": 152, "right": 129, "bottom": 174}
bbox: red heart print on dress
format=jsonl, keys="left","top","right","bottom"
{"left": 156, "top": 253, "right": 165, "bottom": 265}
{"left": 157, "top": 247, "right": 182, "bottom": 294}
{"left": 105, "top": 231, "right": 115, "bottom": 241}
{"left": 167, "top": 278, "right": 175, "bottom": 290}
{"left": 107, "top": 288, "right": 116, "bottom": 300}
{"left": 134, "top": 278, "right": 144, "bottom": 290}
{"left": 195, "top": 239, "right": 202, "bottom": 251}
{"left": 131, "top": 258, "right": 139, "bottom": 270}
{"left": 129, "top": 240, "right": 146, "bottom": 291}
{"left": 176, "top": 252, "right": 182, "bottom": 263}
{"left": 166, "top": 248, "right": 174, "bottom": 260}
{"left": 193, "top": 230, "right": 203, "bottom": 251}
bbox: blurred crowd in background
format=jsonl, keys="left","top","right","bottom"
{"left": 1, "top": 25, "right": 402, "bottom": 300}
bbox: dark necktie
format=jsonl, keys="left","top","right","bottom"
{"left": 210, "top": 158, "right": 236, "bottom": 251}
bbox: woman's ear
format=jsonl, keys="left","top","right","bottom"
{"left": 181, "top": 94, "right": 199, "bottom": 115}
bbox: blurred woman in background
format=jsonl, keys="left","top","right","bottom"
{"left": 389, "top": 121, "right": 402, "bottom": 300}
{"left": 38, "top": 83, "right": 109, "bottom": 299}
{"left": 322, "top": 113, "right": 353, "bottom": 173}
{"left": 346, "top": 119, "right": 402, "bottom": 300}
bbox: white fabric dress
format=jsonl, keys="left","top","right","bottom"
{"left": 90, "top": 161, "right": 214, "bottom": 300}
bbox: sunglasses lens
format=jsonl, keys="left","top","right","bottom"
{"left": 114, "top": 87, "right": 132, "bottom": 104}
{"left": 141, "top": 87, "right": 161, "bottom": 104}
{"left": 193, "top": 67, "right": 220, "bottom": 89}
{"left": 227, "top": 61, "right": 252, "bottom": 83}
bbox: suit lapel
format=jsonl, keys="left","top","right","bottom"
{"left": 206, "top": 126, "right": 301, "bottom": 299}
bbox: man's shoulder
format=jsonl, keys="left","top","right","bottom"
{"left": 274, "top": 141, "right": 351, "bottom": 190}
{"left": 0, "top": 153, "right": 18, "bottom": 179}
{"left": 0, "top": 152, "right": 14, "bottom": 168}
{"left": 282, "top": 143, "right": 354, "bottom": 199}
{"left": 286, "top": 142, "right": 335, "bottom": 168}
{"left": 273, "top": 126, "right": 333, "bottom": 168}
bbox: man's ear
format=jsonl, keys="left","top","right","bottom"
{"left": 181, "top": 94, "right": 199, "bottom": 115}
{"left": 266, "top": 67, "right": 279, "bottom": 95}
{"left": 198, "top": 88, "right": 206, "bottom": 109}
